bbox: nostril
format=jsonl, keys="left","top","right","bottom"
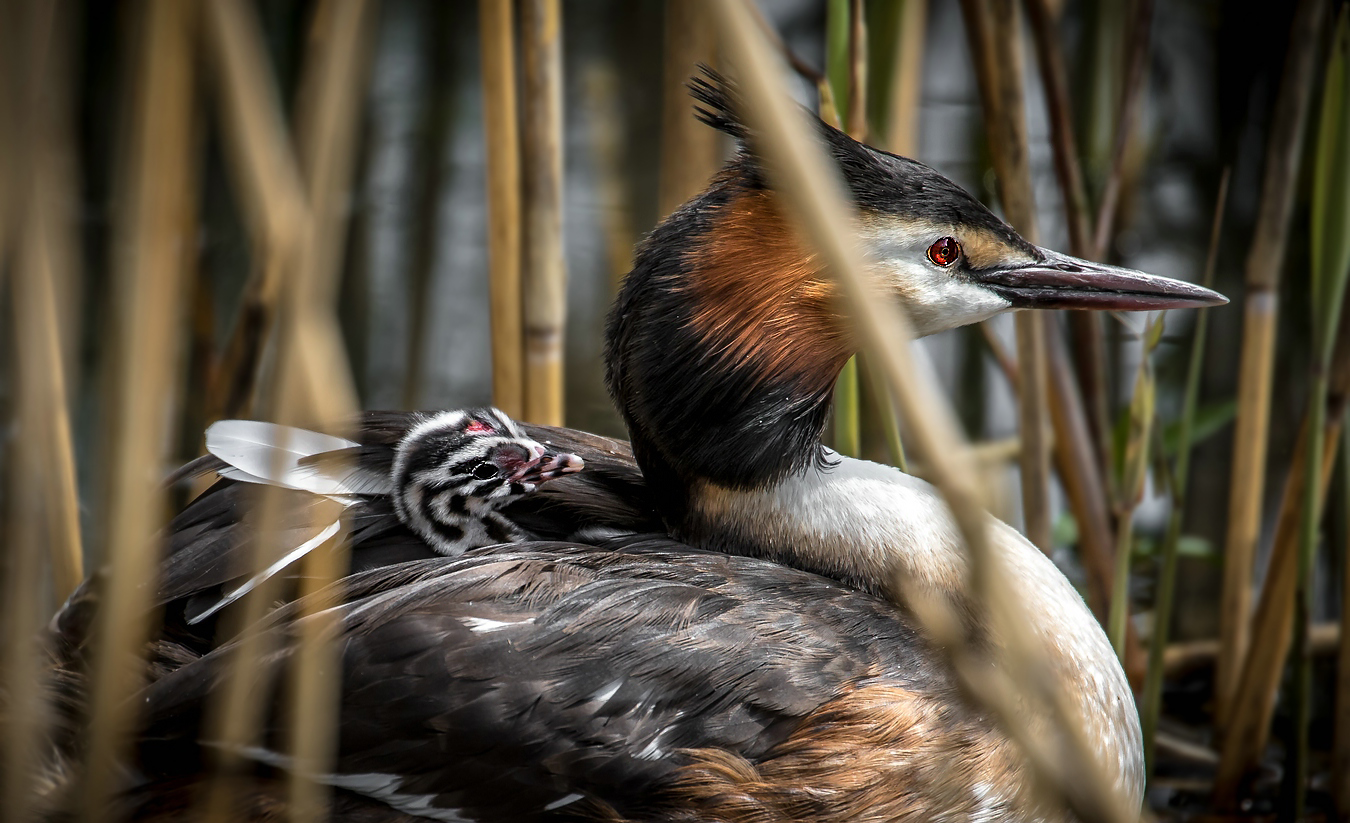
{"left": 1055, "top": 262, "right": 1083, "bottom": 273}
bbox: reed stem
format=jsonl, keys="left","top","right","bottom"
{"left": 1141, "top": 168, "right": 1229, "bottom": 776}
{"left": 80, "top": 2, "right": 197, "bottom": 817}
{"left": 1216, "top": 0, "right": 1324, "bottom": 726}
{"left": 521, "top": 0, "right": 566, "bottom": 426}
{"left": 481, "top": 0, "right": 525, "bottom": 418}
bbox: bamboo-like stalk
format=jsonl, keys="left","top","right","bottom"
{"left": 2, "top": 8, "right": 85, "bottom": 808}
{"left": 711, "top": 4, "right": 1130, "bottom": 821}
{"left": 481, "top": 0, "right": 525, "bottom": 418}
{"left": 1289, "top": 17, "right": 1350, "bottom": 814}
{"left": 883, "top": 0, "right": 926, "bottom": 157}
{"left": 9, "top": 0, "right": 84, "bottom": 605}
{"left": 659, "top": 0, "right": 719, "bottom": 219}
{"left": 283, "top": 3, "right": 372, "bottom": 820}
{"left": 977, "top": 0, "right": 1052, "bottom": 552}
{"left": 197, "top": 2, "right": 317, "bottom": 818}
{"left": 1140, "top": 168, "right": 1229, "bottom": 776}
{"left": 1215, "top": 0, "right": 1324, "bottom": 728}
{"left": 521, "top": 0, "right": 565, "bottom": 427}
{"left": 1023, "top": 0, "right": 1108, "bottom": 476}
{"left": 79, "top": 2, "right": 197, "bottom": 817}
{"left": 1213, "top": 265, "right": 1350, "bottom": 802}
{"left": 1089, "top": 0, "right": 1151, "bottom": 260}
{"left": 201, "top": 0, "right": 312, "bottom": 421}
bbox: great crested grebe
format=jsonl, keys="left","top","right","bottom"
{"left": 45, "top": 74, "right": 1225, "bottom": 822}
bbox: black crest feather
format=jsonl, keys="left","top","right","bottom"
{"left": 688, "top": 66, "right": 749, "bottom": 140}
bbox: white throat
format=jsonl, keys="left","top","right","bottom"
{"left": 692, "top": 453, "right": 1144, "bottom": 807}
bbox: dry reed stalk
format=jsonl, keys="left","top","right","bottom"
{"left": 282, "top": 3, "right": 372, "bottom": 819}
{"left": 1215, "top": 0, "right": 1324, "bottom": 727}
{"left": 4, "top": 40, "right": 86, "bottom": 809}
{"left": 1088, "top": 0, "right": 1152, "bottom": 260}
{"left": 1023, "top": 0, "right": 1107, "bottom": 473}
{"left": 584, "top": 64, "right": 638, "bottom": 292}
{"left": 9, "top": 0, "right": 84, "bottom": 605}
{"left": 659, "top": 0, "right": 720, "bottom": 219}
{"left": 521, "top": 0, "right": 565, "bottom": 426}
{"left": 883, "top": 0, "right": 926, "bottom": 157}
{"left": 197, "top": 2, "right": 308, "bottom": 817}
{"left": 1163, "top": 623, "right": 1339, "bottom": 677}
{"left": 195, "top": 1, "right": 365, "bottom": 818}
{"left": 711, "top": 4, "right": 1131, "bottom": 820}
{"left": 1, "top": 7, "right": 79, "bottom": 808}
{"left": 79, "top": 2, "right": 198, "bottom": 818}
{"left": 201, "top": 0, "right": 311, "bottom": 421}
{"left": 1213, "top": 255, "right": 1350, "bottom": 799}
{"left": 1046, "top": 335, "right": 1146, "bottom": 686}
{"left": 481, "top": 0, "right": 525, "bottom": 418}
{"left": 968, "top": 0, "right": 1052, "bottom": 552}
{"left": 1213, "top": 418, "right": 1341, "bottom": 802}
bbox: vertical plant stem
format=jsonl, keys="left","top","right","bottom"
{"left": 481, "top": 0, "right": 525, "bottom": 418}
{"left": 1214, "top": 270, "right": 1350, "bottom": 803}
{"left": 1023, "top": 0, "right": 1108, "bottom": 478}
{"left": 1290, "top": 15, "right": 1350, "bottom": 815}
{"left": 883, "top": 0, "right": 926, "bottom": 157}
{"left": 283, "top": 3, "right": 372, "bottom": 820}
{"left": 80, "top": 2, "right": 197, "bottom": 818}
{"left": 827, "top": 0, "right": 863, "bottom": 456}
{"left": 659, "top": 0, "right": 719, "bottom": 219}
{"left": 197, "top": 1, "right": 316, "bottom": 817}
{"left": 960, "top": 0, "right": 1052, "bottom": 552}
{"left": 712, "top": 6, "right": 1132, "bottom": 820}
{"left": 521, "top": 0, "right": 565, "bottom": 426}
{"left": 1107, "top": 315, "right": 1161, "bottom": 657}
{"left": 1141, "top": 168, "right": 1229, "bottom": 776}
{"left": 1216, "top": 0, "right": 1324, "bottom": 729}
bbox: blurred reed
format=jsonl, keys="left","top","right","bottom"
{"left": 79, "top": 2, "right": 198, "bottom": 818}
{"left": 659, "top": 0, "right": 720, "bottom": 220}
{"left": 521, "top": 0, "right": 566, "bottom": 427}
{"left": 2, "top": 4, "right": 84, "bottom": 816}
{"left": 713, "top": 3, "right": 1129, "bottom": 820}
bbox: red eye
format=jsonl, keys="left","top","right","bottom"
{"left": 927, "top": 237, "right": 961, "bottom": 267}
{"left": 464, "top": 420, "right": 495, "bottom": 434}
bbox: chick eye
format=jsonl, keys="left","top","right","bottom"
{"left": 464, "top": 420, "right": 495, "bottom": 435}
{"left": 472, "top": 463, "right": 499, "bottom": 480}
{"left": 927, "top": 237, "right": 961, "bottom": 268}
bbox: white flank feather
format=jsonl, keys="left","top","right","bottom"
{"left": 205, "top": 420, "right": 389, "bottom": 497}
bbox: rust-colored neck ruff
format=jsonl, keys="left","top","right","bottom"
{"left": 606, "top": 164, "right": 855, "bottom": 518}
{"left": 682, "top": 188, "right": 852, "bottom": 400}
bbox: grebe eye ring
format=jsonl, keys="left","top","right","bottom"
{"left": 927, "top": 237, "right": 961, "bottom": 268}
{"left": 472, "top": 463, "right": 500, "bottom": 480}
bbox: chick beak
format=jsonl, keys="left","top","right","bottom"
{"left": 973, "top": 248, "right": 1228, "bottom": 311}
